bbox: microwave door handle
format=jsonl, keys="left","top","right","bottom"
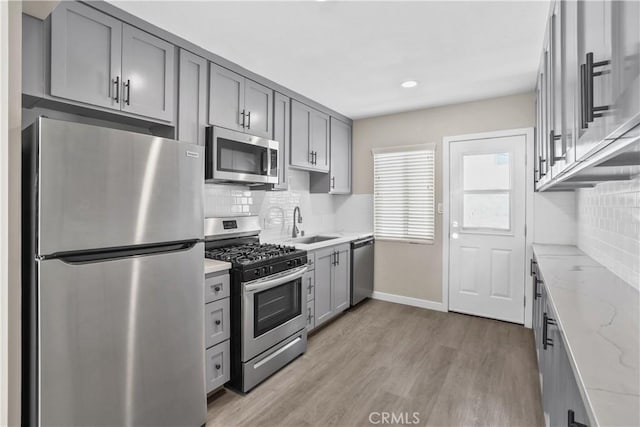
{"left": 244, "top": 265, "right": 308, "bottom": 293}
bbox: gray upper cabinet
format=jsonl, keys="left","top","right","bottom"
{"left": 329, "top": 119, "right": 352, "bottom": 194}
{"left": 272, "top": 92, "right": 290, "bottom": 190}
{"left": 49, "top": 2, "right": 175, "bottom": 123}
{"left": 310, "top": 118, "right": 352, "bottom": 194}
{"left": 290, "top": 100, "right": 330, "bottom": 173}
{"left": 209, "top": 63, "right": 245, "bottom": 132}
{"left": 610, "top": 1, "right": 640, "bottom": 135}
{"left": 50, "top": 2, "right": 122, "bottom": 110}
{"left": 575, "top": 0, "right": 613, "bottom": 161}
{"left": 178, "top": 49, "right": 207, "bottom": 145}
{"left": 121, "top": 24, "right": 175, "bottom": 122}
{"left": 209, "top": 63, "right": 273, "bottom": 139}
{"left": 244, "top": 79, "right": 273, "bottom": 139}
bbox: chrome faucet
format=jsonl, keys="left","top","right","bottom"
{"left": 292, "top": 206, "right": 303, "bottom": 238}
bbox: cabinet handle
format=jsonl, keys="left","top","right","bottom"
{"left": 313, "top": 151, "right": 318, "bottom": 165}
{"left": 307, "top": 307, "right": 312, "bottom": 323}
{"left": 543, "top": 312, "right": 555, "bottom": 350}
{"left": 568, "top": 410, "right": 588, "bottom": 427}
{"left": 580, "top": 64, "right": 588, "bottom": 129}
{"left": 112, "top": 76, "right": 120, "bottom": 103}
{"left": 307, "top": 277, "right": 312, "bottom": 291}
{"left": 538, "top": 157, "right": 546, "bottom": 177}
{"left": 215, "top": 363, "right": 221, "bottom": 370}
{"left": 309, "top": 151, "right": 313, "bottom": 164}
{"left": 549, "top": 130, "right": 565, "bottom": 165}
{"left": 337, "top": 251, "right": 340, "bottom": 265}
{"left": 124, "top": 79, "right": 131, "bottom": 105}
{"left": 241, "top": 110, "right": 246, "bottom": 128}
{"left": 534, "top": 277, "right": 543, "bottom": 300}
{"left": 247, "top": 111, "right": 251, "bottom": 129}
{"left": 530, "top": 259, "right": 536, "bottom": 276}
{"left": 215, "top": 319, "right": 221, "bottom": 326}
{"left": 584, "top": 52, "right": 610, "bottom": 124}
{"left": 331, "top": 176, "right": 336, "bottom": 189}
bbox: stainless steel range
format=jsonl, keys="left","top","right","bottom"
{"left": 204, "top": 216, "right": 308, "bottom": 393}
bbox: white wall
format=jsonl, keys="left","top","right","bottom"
{"left": 1, "top": 1, "right": 22, "bottom": 425}
{"left": 577, "top": 178, "right": 640, "bottom": 290}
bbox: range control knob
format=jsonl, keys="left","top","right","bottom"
{"left": 254, "top": 269, "right": 260, "bottom": 276}
{"left": 263, "top": 267, "right": 268, "bottom": 274}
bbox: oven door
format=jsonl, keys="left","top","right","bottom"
{"left": 242, "top": 265, "right": 307, "bottom": 362}
{"left": 206, "top": 126, "right": 278, "bottom": 184}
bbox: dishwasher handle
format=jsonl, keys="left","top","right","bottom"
{"left": 352, "top": 237, "right": 374, "bottom": 249}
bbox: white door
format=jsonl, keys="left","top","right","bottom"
{"left": 448, "top": 134, "right": 526, "bottom": 324}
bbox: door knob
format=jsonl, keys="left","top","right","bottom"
{"left": 451, "top": 232, "right": 459, "bottom": 239}
{"left": 452, "top": 221, "right": 458, "bottom": 228}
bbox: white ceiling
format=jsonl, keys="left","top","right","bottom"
{"left": 109, "top": 1, "right": 550, "bottom": 119}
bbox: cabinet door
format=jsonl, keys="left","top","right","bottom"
{"left": 209, "top": 63, "right": 245, "bottom": 132}
{"left": 244, "top": 79, "right": 273, "bottom": 139}
{"left": 314, "top": 247, "right": 334, "bottom": 327}
{"left": 549, "top": 1, "right": 568, "bottom": 177}
{"left": 290, "top": 99, "right": 312, "bottom": 168}
{"left": 178, "top": 49, "right": 207, "bottom": 145}
{"left": 330, "top": 118, "right": 352, "bottom": 194}
{"left": 272, "top": 93, "right": 290, "bottom": 190}
{"left": 611, "top": 0, "right": 640, "bottom": 133}
{"left": 50, "top": 2, "right": 122, "bottom": 110}
{"left": 310, "top": 110, "right": 330, "bottom": 173}
{"left": 332, "top": 249, "right": 350, "bottom": 314}
{"left": 576, "top": 0, "right": 613, "bottom": 161}
{"left": 121, "top": 24, "right": 175, "bottom": 122}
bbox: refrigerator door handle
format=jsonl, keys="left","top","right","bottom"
{"left": 55, "top": 240, "right": 200, "bottom": 264}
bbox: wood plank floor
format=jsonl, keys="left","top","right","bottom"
{"left": 206, "top": 299, "right": 544, "bottom": 427}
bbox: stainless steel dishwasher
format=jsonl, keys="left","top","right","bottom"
{"left": 351, "top": 237, "right": 374, "bottom": 306}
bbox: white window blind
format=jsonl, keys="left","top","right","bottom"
{"left": 373, "top": 145, "right": 435, "bottom": 243}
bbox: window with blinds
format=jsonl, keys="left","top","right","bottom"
{"left": 373, "top": 145, "right": 435, "bottom": 243}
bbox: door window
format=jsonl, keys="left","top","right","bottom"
{"left": 217, "top": 137, "right": 268, "bottom": 176}
{"left": 462, "top": 152, "right": 512, "bottom": 231}
{"left": 254, "top": 279, "right": 301, "bottom": 337}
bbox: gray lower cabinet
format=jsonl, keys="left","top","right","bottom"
{"left": 49, "top": 2, "right": 175, "bottom": 122}
{"left": 209, "top": 63, "right": 273, "bottom": 139}
{"left": 205, "top": 340, "right": 230, "bottom": 394}
{"left": 204, "top": 270, "right": 231, "bottom": 393}
{"left": 290, "top": 100, "right": 329, "bottom": 173}
{"left": 311, "top": 243, "right": 351, "bottom": 330}
{"left": 178, "top": 49, "right": 207, "bottom": 145}
{"left": 532, "top": 257, "right": 590, "bottom": 427}
{"left": 272, "top": 92, "right": 291, "bottom": 190}
{"left": 310, "top": 117, "right": 352, "bottom": 194}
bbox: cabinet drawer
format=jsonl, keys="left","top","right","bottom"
{"left": 205, "top": 340, "right": 230, "bottom": 393}
{"left": 205, "top": 298, "right": 230, "bottom": 348}
{"left": 205, "top": 272, "right": 230, "bottom": 303}
{"left": 303, "top": 270, "right": 315, "bottom": 302}
{"left": 307, "top": 252, "right": 315, "bottom": 270}
{"left": 306, "top": 300, "right": 315, "bottom": 331}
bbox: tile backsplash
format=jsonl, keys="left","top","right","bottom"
{"left": 204, "top": 169, "right": 340, "bottom": 241}
{"left": 577, "top": 177, "right": 640, "bottom": 290}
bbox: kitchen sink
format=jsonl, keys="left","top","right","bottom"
{"left": 292, "top": 235, "right": 339, "bottom": 244}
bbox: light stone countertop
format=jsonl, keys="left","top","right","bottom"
{"left": 533, "top": 244, "right": 639, "bottom": 427}
{"left": 204, "top": 259, "right": 232, "bottom": 275}
{"left": 262, "top": 231, "right": 374, "bottom": 251}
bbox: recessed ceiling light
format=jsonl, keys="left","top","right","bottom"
{"left": 401, "top": 80, "right": 418, "bottom": 88}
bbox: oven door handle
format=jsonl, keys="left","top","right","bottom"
{"left": 243, "top": 265, "right": 308, "bottom": 293}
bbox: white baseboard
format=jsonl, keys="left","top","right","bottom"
{"left": 371, "top": 291, "right": 447, "bottom": 312}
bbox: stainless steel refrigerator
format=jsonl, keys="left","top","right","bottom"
{"left": 22, "top": 117, "right": 207, "bottom": 426}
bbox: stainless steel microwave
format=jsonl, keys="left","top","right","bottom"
{"left": 205, "top": 126, "right": 279, "bottom": 184}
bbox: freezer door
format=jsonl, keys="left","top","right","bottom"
{"left": 36, "top": 118, "right": 204, "bottom": 256}
{"left": 37, "top": 243, "right": 206, "bottom": 427}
